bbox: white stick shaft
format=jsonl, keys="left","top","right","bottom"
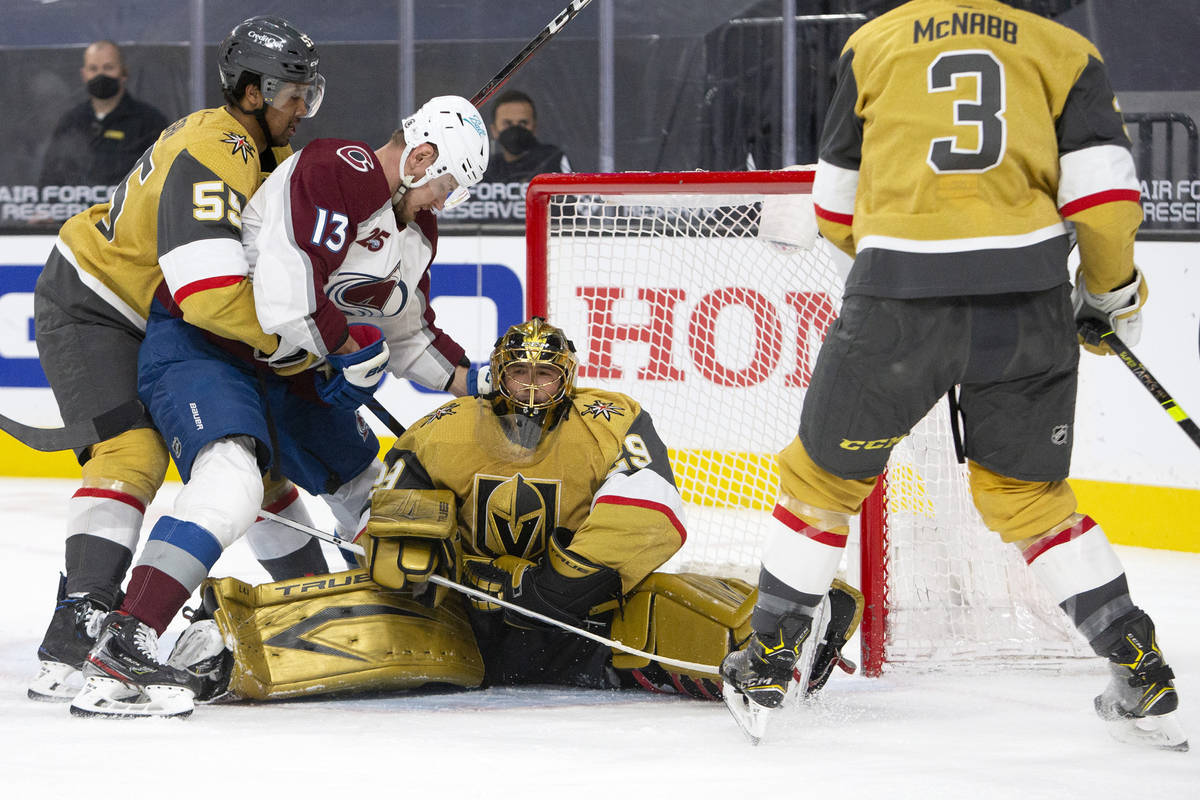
{"left": 255, "top": 508, "right": 720, "bottom": 676}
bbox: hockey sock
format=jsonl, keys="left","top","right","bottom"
{"left": 247, "top": 485, "right": 330, "bottom": 580}
{"left": 63, "top": 487, "right": 144, "bottom": 607}
{"left": 120, "top": 516, "right": 223, "bottom": 635}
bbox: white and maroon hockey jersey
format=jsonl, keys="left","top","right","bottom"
{"left": 243, "top": 138, "right": 465, "bottom": 391}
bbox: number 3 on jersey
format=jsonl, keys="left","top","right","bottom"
{"left": 926, "top": 49, "right": 1006, "bottom": 174}
{"left": 311, "top": 207, "right": 349, "bottom": 252}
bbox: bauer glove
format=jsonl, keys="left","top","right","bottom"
{"left": 1071, "top": 266, "right": 1148, "bottom": 355}
{"left": 317, "top": 323, "right": 390, "bottom": 408}
{"left": 465, "top": 364, "right": 492, "bottom": 396}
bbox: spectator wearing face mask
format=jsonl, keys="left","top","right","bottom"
{"left": 39, "top": 40, "right": 168, "bottom": 190}
{"left": 480, "top": 89, "right": 571, "bottom": 183}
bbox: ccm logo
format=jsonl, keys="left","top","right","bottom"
{"left": 575, "top": 286, "right": 836, "bottom": 389}
{"left": 839, "top": 435, "right": 906, "bottom": 451}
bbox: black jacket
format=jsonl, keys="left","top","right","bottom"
{"left": 480, "top": 141, "right": 570, "bottom": 184}
{"left": 39, "top": 92, "right": 168, "bottom": 187}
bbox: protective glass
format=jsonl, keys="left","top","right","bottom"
{"left": 262, "top": 74, "right": 325, "bottom": 118}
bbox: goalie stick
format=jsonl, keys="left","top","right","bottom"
{"left": 1078, "top": 319, "right": 1200, "bottom": 449}
{"left": 0, "top": 398, "right": 144, "bottom": 453}
{"left": 468, "top": 0, "right": 594, "bottom": 108}
{"left": 255, "top": 507, "right": 720, "bottom": 676}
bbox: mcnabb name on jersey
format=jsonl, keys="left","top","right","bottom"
{"left": 914, "top": 12, "right": 1018, "bottom": 45}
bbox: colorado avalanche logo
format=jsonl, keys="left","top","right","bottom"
{"left": 327, "top": 271, "right": 408, "bottom": 317}
{"left": 336, "top": 145, "right": 375, "bottom": 173}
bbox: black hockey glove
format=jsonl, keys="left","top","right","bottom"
{"left": 463, "top": 530, "right": 621, "bottom": 630}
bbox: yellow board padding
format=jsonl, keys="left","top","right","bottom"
{"left": 1068, "top": 478, "right": 1200, "bottom": 553}
{"left": 2, "top": 435, "right": 1196, "bottom": 553}
{"left": 0, "top": 436, "right": 401, "bottom": 482}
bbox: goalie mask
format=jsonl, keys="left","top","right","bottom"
{"left": 398, "top": 95, "right": 489, "bottom": 208}
{"left": 487, "top": 317, "right": 578, "bottom": 450}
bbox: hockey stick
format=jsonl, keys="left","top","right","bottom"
{"left": 256, "top": 507, "right": 720, "bottom": 676}
{"left": 365, "top": 397, "right": 407, "bottom": 438}
{"left": 468, "top": 0, "right": 594, "bottom": 108}
{"left": 0, "top": 398, "right": 144, "bottom": 453}
{"left": 1078, "top": 319, "right": 1200, "bottom": 449}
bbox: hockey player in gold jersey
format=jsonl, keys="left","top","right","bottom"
{"left": 722, "top": 0, "right": 1185, "bottom": 750}
{"left": 29, "top": 16, "right": 329, "bottom": 707}
{"left": 163, "top": 318, "right": 864, "bottom": 703}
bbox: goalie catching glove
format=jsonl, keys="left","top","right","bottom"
{"left": 463, "top": 527, "right": 621, "bottom": 629}
{"left": 1072, "top": 266, "right": 1148, "bottom": 355}
{"left": 317, "top": 323, "right": 390, "bottom": 408}
{"left": 357, "top": 488, "right": 457, "bottom": 592}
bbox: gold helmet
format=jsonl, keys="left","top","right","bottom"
{"left": 489, "top": 317, "right": 577, "bottom": 425}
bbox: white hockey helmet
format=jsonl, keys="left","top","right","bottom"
{"left": 399, "top": 95, "right": 489, "bottom": 208}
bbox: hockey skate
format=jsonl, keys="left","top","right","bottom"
{"left": 720, "top": 612, "right": 813, "bottom": 745}
{"left": 1094, "top": 611, "right": 1188, "bottom": 751}
{"left": 167, "top": 618, "right": 235, "bottom": 703}
{"left": 70, "top": 612, "right": 199, "bottom": 719}
{"left": 28, "top": 576, "right": 113, "bottom": 701}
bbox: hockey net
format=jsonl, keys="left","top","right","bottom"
{"left": 525, "top": 171, "right": 1091, "bottom": 675}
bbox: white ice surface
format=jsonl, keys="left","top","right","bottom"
{"left": 0, "top": 477, "right": 1196, "bottom": 796}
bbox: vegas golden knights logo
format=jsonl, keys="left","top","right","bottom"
{"left": 474, "top": 473, "right": 559, "bottom": 560}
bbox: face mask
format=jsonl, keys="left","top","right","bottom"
{"left": 86, "top": 74, "right": 121, "bottom": 100}
{"left": 498, "top": 125, "right": 537, "bottom": 157}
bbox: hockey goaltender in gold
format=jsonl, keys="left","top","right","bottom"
{"left": 166, "top": 318, "right": 864, "bottom": 702}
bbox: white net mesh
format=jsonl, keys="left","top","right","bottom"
{"left": 531, "top": 175, "right": 1092, "bottom": 668}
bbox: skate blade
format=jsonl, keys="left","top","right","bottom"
{"left": 27, "top": 660, "right": 83, "bottom": 702}
{"left": 723, "top": 688, "right": 774, "bottom": 745}
{"left": 1104, "top": 710, "right": 1189, "bottom": 752}
{"left": 69, "top": 675, "right": 194, "bottom": 719}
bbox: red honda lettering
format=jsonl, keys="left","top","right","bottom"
{"left": 576, "top": 286, "right": 686, "bottom": 380}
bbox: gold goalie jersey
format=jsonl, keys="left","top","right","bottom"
{"left": 812, "top": 0, "right": 1142, "bottom": 298}
{"left": 383, "top": 387, "right": 688, "bottom": 592}
{"left": 52, "top": 106, "right": 290, "bottom": 352}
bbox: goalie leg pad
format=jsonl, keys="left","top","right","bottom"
{"left": 610, "top": 572, "right": 756, "bottom": 699}
{"left": 200, "top": 569, "right": 484, "bottom": 700}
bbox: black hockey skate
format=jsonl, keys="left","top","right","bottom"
{"left": 70, "top": 612, "right": 199, "bottom": 718}
{"left": 1094, "top": 611, "right": 1188, "bottom": 751}
{"left": 28, "top": 576, "right": 113, "bottom": 701}
{"left": 720, "top": 614, "right": 811, "bottom": 744}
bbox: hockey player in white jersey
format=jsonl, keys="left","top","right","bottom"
{"left": 70, "top": 96, "right": 490, "bottom": 718}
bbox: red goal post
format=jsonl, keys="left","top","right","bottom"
{"left": 525, "top": 170, "right": 1090, "bottom": 676}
